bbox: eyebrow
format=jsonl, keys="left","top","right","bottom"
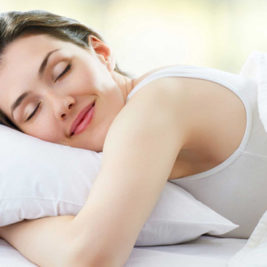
{"left": 38, "top": 48, "right": 60, "bottom": 77}
{"left": 11, "top": 48, "right": 60, "bottom": 117}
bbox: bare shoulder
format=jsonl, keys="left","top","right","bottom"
{"left": 128, "top": 76, "right": 185, "bottom": 107}
{"left": 127, "top": 74, "right": 195, "bottom": 149}
{"left": 129, "top": 64, "right": 192, "bottom": 107}
{"left": 103, "top": 74, "right": 196, "bottom": 161}
{"left": 107, "top": 75, "right": 192, "bottom": 147}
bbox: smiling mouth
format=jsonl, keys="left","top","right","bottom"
{"left": 70, "top": 102, "right": 95, "bottom": 136}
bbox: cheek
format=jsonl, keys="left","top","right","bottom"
{"left": 26, "top": 119, "right": 62, "bottom": 143}
{"left": 65, "top": 72, "right": 94, "bottom": 95}
{"left": 77, "top": 62, "right": 111, "bottom": 90}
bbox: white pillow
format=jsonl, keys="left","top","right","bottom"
{"left": 0, "top": 125, "right": 238, "bottom": 246}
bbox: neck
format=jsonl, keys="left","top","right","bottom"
{"left": 111, "top": 71, "right": 136, "bottom": 103}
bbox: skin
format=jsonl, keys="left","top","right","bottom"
{"left": 0, "top": 33, "right": 135, "bottom": 152}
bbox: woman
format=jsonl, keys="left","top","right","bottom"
{"left": 0, "top": 9, "right": 264, "bottom": 267}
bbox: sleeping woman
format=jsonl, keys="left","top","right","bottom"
{"left": 0, "top": 9, "right": 266, "bottom": 267}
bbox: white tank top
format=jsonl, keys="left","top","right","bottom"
{"left": 126, "top": 64, "right": 267, "bottom": 239}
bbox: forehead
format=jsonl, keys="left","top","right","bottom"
{"left": 2, "top": 34, "right": 71, "bottom": 65}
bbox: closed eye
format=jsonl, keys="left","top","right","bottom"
{"left": 26, "top": 102, "right": 41, "bottom": 121}
{"left": 55, "top": 63, "right": 71, "bottom": 82}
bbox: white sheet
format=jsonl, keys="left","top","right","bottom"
{"left": 228, "top": 210, "right": 267, "bottom": 266}
{"left": 0, "top": 236, "right": 246, "bottom": 267}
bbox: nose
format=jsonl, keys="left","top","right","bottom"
{"left": 47, "top": 93, "right": 75, "bottom": 120}
{"left": 59, "top": 96, "right": 75, "bottom": 120}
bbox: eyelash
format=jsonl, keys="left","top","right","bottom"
{"left": 26, "top": 63, "right": 72, "bottom": 121}
{"left": 54, "top": 63, "right": 72, "bottom": 82}
{"left": 26, "top": 102, "right": 41, "bottom": 121}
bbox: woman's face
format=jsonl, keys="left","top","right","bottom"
{"left": 0, "top": 33, "right": 131, "bottom": 151}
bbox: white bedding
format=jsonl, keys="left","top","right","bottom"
{"left": 228, "top": 210, "right": 267, "bottom": 267}
{"left": 0, "top": 236, "right": 246, "bottom": 267}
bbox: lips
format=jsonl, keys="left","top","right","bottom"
{"left": 70, "top": 102, "right": 95, "bottom": 136}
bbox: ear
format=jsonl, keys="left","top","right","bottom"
{"left": 87, "top": 35, "right": 116, "bottom": 71}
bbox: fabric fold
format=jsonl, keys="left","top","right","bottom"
{"left": 228, "top": 209, "right": 267, "bottom": 266}
{"left": 240, "top": 51, "right": 267, "bottom": 133}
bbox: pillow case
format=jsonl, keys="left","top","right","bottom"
{"left": 0, "top": 125, "right": 238, "bottom": 246}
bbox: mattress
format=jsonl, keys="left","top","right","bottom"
{"left": 0, "top": 235, "right": 246, "bottom": 267}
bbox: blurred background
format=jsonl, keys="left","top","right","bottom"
{"left": 1, "top": 0, "right": 267, "bottom": 77}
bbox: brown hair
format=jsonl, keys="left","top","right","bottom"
{"left": 0, "top": 9, "right": 128, "bottom": 131}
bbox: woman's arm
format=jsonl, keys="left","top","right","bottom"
{"left": 0, "top": 216, "right": 77, "bottom": 267}
{"left": 0, "top": 78, "right": 193, "bottom": 267}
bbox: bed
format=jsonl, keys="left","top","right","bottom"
{"left": 0, "top": 235, "right": 247, "bottom": 267}
{"left": 2, "top": 208, "right": 267, "bottom": 266}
